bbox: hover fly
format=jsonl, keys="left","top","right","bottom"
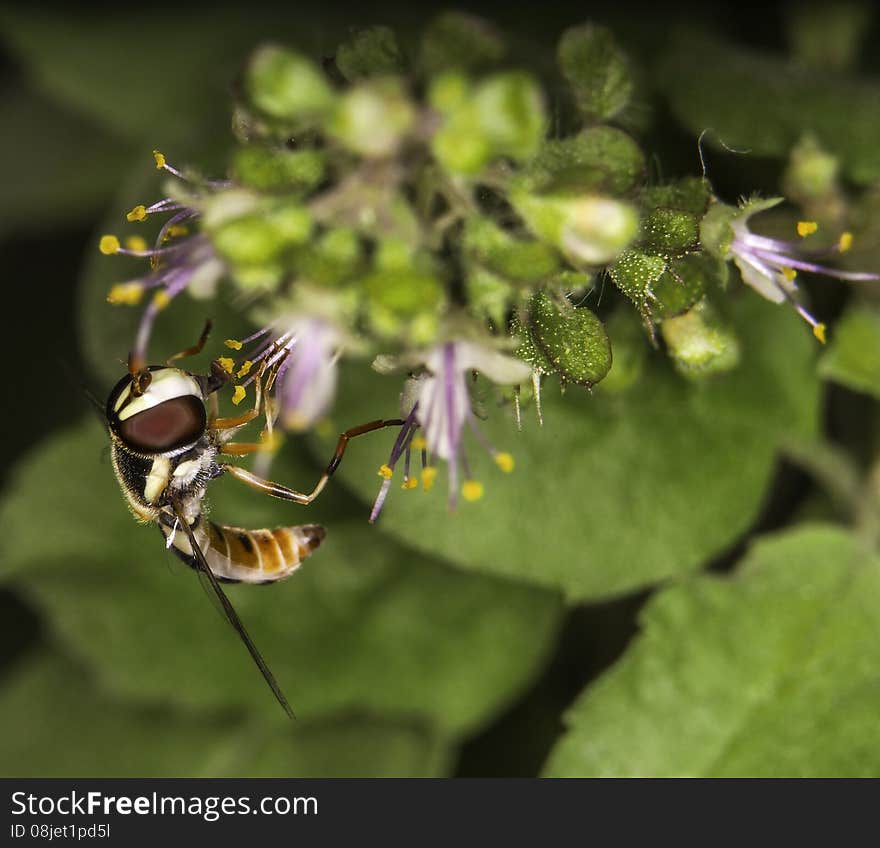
{"left": 106, "top": 322, "right": 402, "bottom": 717}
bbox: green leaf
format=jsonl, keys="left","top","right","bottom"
{"left": 0, "top": 419, "right": 562, "bottom": 735}
{"left": 557, "top": 23, "right": 633, "bottom": 122}
{"left": 336, "top": 26, "right": 407, "bottom": 81}
{"left": 420, "top": 12, "right": 506, "bottom": 76}
{"left": 818, "top": 305, "right": 880, "bottom": 399}
{"left": 0, "top": 84, "right": 131, "bottom": 235}
{"left": 0, "top": 651, "right": 450, "bottom": 777}
{"left": 544, "top": 525, "right": 880, "bottom": 777}
{"left": 323, "top": 294, "right": 818, "bottom": 601}
{"left": 656, "top": 29, "right": 880, "bottom": 184}
{"left": 0, "top": 7, "right": 329, "bottom": 142}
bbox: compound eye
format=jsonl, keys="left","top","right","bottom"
{"left": 117, "top": 395, "right": 206, "bottom": 453}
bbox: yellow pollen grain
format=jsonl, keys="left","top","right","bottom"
{"left": 781, "top": 267, "right": 797, "bottom": 283}
{"left": 126, "top": 205, "right": 147, "bottom": 223}
{"left": 494, "top": 452, "right": 514, "bottom": 473}
{"left": 152, "top": 290, "right": 171, "bottom": 310}
{"left": 124, "top": 235, "right": 148, "bottom": 252}
{"left": 411, "top": 435, "right": 427, "bottom": 451}
{"left": 153, "top": 150, "right": 166, "bottom": 169}
{"left": 839, "top": 232, "right": 853, "bottom": 253}
{"left": 797, "top": 220, "right": 818, "bottom": 238}
{"left": 217, "top": 357, "right": 235, "bottom": 374}
{"left": 462, "top": 480, "right": 484, "bottom": 501}
{"left": 402, "top": 477, "right": 418, "bottom": 490}
{"left": 106, "top": 283, "right": 143, "bottom": 305}
{"left": 236, "top": 360, "right": 253, "bottom": 378}
{"left": 813, "top": 323, "right": 827, "bottom": 344}
{"left": 378, "top": 464, "right": 393, "bottom": 479}
{"left": 99, "top": 235, "right": 120, "bottom": 255}
{"left": 232, "top": 385, "right": 247, "bottom": 406}
{"left": 421, "top": 466, "right": 437, "bottom": 492}
{"left": 224, "top": 338, "right": 243, "bottom": 350}
{"left": 167, "top": 225, "right": 189, "bottom": 237}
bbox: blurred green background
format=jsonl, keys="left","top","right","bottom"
{"left": 4, "top": 1, "right": 880, "bottom": 777}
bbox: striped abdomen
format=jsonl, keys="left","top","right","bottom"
{"left": 161, "top": 515, "right": 325, "bottom": 584}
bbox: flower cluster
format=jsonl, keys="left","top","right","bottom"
{"left": 101, "top": 14, "right": 880, "bottom": 517}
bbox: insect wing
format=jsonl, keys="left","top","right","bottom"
{"left": 170, "top": 497, "right": 294, "bottom": 719}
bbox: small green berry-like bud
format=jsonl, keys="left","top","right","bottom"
{"left": 608, "top": 249, "right": 667, "bottom": 314}
{"left": 514, "top": 192, "right": 638, "bottom": 266}
{"left": 212, "top": 214, "right": 285, "bottom": 266}
{"left": 699, "top": 202, "right": 738, "bottom": 259}
{"left": 336, "top": 26, "right": 406, "bottom": 81}
{"left": 648, "top": 254, "right": 712, "bottom": 322}
{"left": 557, "top": 23, "right": 633, "bottom": 122}
{"left": 420, "top": 12, "right": 505, "bottom": 75}
{"left": 463, "top": 218, "right": 559, "bottom": 283}
{"left": 327, "top": 79, "right": 415, "bottom": 157}
{"left": 433, "top": 72, "right": 546, "bottom": 175}
{"left": 640, "top": 208, "right": 700, "bottom": 254}
{"left": 428, "top": 71, "right": 471, "bottom": 113}
{"left": 522, "top": 291, "right": 612, "bottom": 387}
{"left": 246, "top": 45, "right": 335, "bottom": 122}
{"left": 517, "top": 128, "right": 645, "bottom": 196}
{"left": 233, "top": 146, "right": 326, "bottom": 193}
{"left": 661, "top": 299, "right": 741, "bottom": 378}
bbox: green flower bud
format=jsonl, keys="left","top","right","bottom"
{"left": 466, "top": 266, "right": 516, "bottom": 327}
{"left": 642, "top": 177, "right": 712, "bottom": 216}
{"left": 212, "top": 214, "right": 285, "bottom": 266}
{"left": 517, "top": 128, "right": 645, "bottom": 196}
{"left": 295, "top": 227, "right": 363, "bottom": 287}
{"left": 514, "top": 192, "right": 638, "bottom": 266}
{"left": 246, "top": 45, "right": 335, "bottom": 122}
{"left": 608, "top": 249, "right": 667, "bottom": 313}
{"left": 327, "top": 79, "right": 415, "bottom": 157}
{"left": 640, "top": 207, "right": 700, "bottom": 254}
{"left": 266, "top": 203, "right": 313, "bottom": 245}
{"left": 433, "top": 72, "right": 546, "bottom": 175}
{"left": 420, "top": 12, "right": 505, "bottom": 76}
{"left": 233, "top": 146, "right": 326, "bottom": 193}
{"left": 661, "top": 299, "right": 741, "bottom": 378}
{"left": 463, "top": 217, "right": 559, "bottom": 283}
{"left": 336, "top": 26, "right": 406, "bottom": 81}
{"left": 648, "top": 254, "right": 711, "bottom": 321}
{"left": 519, "top": 291, "right": 611, "bottom": 386}
{"left": 699, "top": 202, "right": 738, "bottom": 259}
{"left": 427, "top": 71, "right": 470, "bottom": 113}
{"left": 363, "top": 268, "right": 443, "bottom": 318}
{"left": 557, "top": 23, "right": 633, "bottom": 122}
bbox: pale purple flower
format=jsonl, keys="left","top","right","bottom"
{"left": 370, "top": 340, "right": 530, "bottom": 521}
{"left": 729, "top": 198, "right": 879, "bottom": 341}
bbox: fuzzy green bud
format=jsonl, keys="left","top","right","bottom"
{"left": 212, "top": 214, "right": 286, "bottom": 266}
{"left": 327, "top": 79, "right": 415, "bottom": 157}
{"left": 246, "top": 45, "right": 335, "bottom": 122}
{"left": 463, "top": 217, "right": 559, "bottom": 283}
{"left": 648, "top": 254, "right": 712, "bottom": 321}
{"left": 640, "top": 207, "right": 700, "bottom": 254}
{"left": 233, "top": 146, "right": 326, "bottom": 193}
{"left": 783, "top": 135, "right": 841, "bottom": 204}
{"left": 420, "top": 12, "right": 505, "bottom": 75}
{"left": 336, "top": 26, "right": 406, "bottom": 81}
{"left": 608, "top": 249, "right": 667, "bottom": 313}
{"left": 661, "top": 299, "right": 741, "bottom": 377}
{"left": 514, "top": 192, "right": 638, "bottom": 266}
{"left": 557, "top": 23, "right": 633, "bottom": 122}
{"left": 427, "top": 71, "right": 471, "bottom": 113}
{"left": 433, "top": 72, "right": 546, "bottom": 175}
{"left": 699, "top": 202, "right": 738, "bottom": 259}
{"left": 519, "top": 291, "right": 611, "bottom": 386}
{"left": 517, "top": 128, "right": 645, "bottom": 196}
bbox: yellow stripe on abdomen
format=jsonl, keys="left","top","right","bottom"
{"left": 202, "top": 521, "right": 325, "bottom": 584}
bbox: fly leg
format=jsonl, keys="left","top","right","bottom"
{"left": 221, "top": 418, "right": 405, "bottom": 504}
